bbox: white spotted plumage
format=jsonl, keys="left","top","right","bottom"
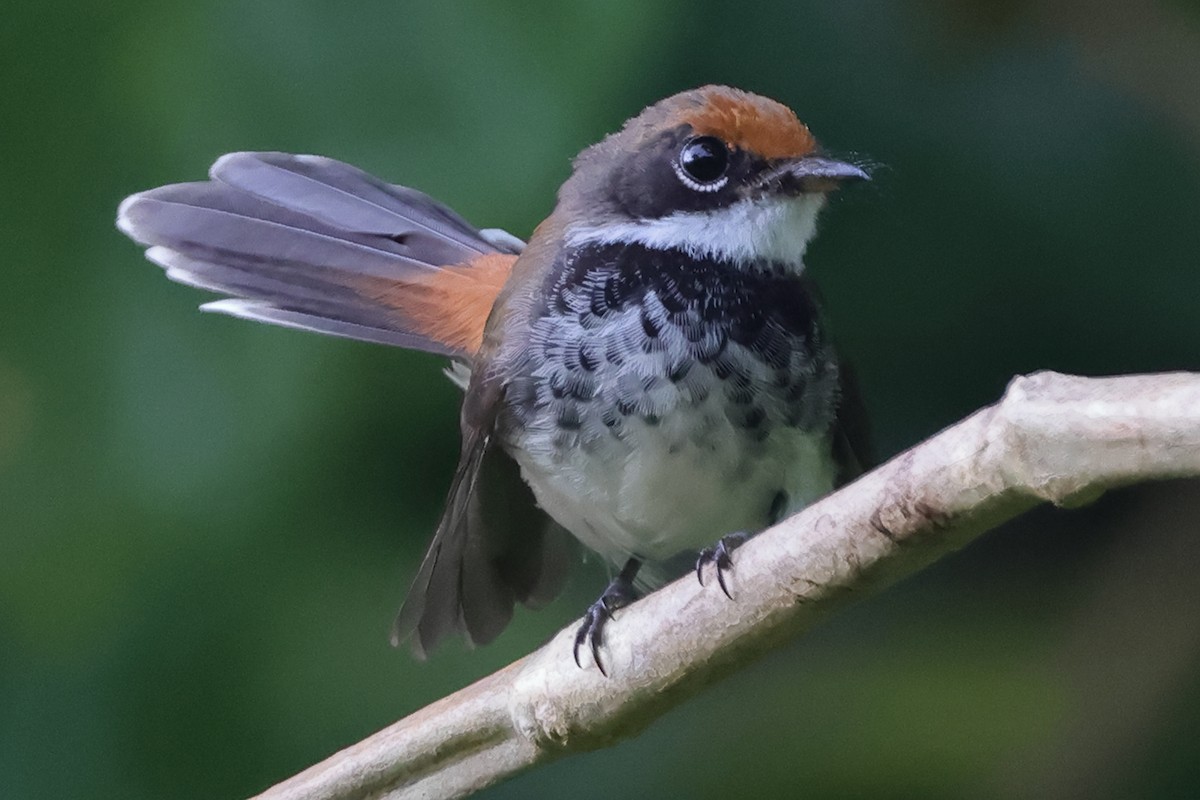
{"left": 503, "top": 193, "right": 840, "bottom": 584}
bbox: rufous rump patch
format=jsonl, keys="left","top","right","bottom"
{"left": 677, "top": 89, "right": 816, "bottom": 161}
{"left": 368, "top": 253, "right": 516, "bottom": 357}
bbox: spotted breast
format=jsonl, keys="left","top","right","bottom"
{"left": 497, "top": 240, "right": 841, "bottom": 581}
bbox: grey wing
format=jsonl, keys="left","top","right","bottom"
{"left": 117, "top": 151, "right": 522, "bottom": 358}
{"left": 392, "top": 426, "right": 571, "bottom": 657}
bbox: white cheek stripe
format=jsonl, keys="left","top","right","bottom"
{"left": 565, "top": 195, "right": 826, "bottom": 267}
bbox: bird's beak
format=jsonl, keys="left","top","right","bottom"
{"left": 761, "top": 156, "right": 870, "bottom": 195}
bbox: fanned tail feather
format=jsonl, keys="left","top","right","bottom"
{"left": 117, "top": 151, "right": 519, "bottom": 358}
{"left": 118, "top": 152, "right": 566, "bottom": 658}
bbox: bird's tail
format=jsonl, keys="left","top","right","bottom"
{"left": 117, "top": 151, "right": 520, "bottom": 359}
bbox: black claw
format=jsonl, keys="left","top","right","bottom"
{"left": 574, "top": 558, "right": 640, "bottom": 676}
{"left": 716, "top": 551, "right": 733, "bottom": 599}
{"left": 695, "top": 532, "right": 749, "bottom": 599}
{"left": 574, "top": 600, "right": 614, "bottom": 675}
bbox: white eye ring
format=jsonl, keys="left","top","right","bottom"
{"left": 673, "top": 160, "right": 728, "bottom": 193}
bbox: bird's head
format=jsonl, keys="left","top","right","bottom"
{"left": 557, "top": 85, "right": 868, "bottom": 268}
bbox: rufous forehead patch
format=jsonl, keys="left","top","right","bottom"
{"left": 677, "top": 89, "right": 816, "bottom": 161}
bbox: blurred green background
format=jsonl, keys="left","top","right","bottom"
{"left": 3, "top": 0, "right": 1200, "bottom": 797}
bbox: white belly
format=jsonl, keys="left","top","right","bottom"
{"left": 514, "top": 412, "right": 835, "bottom": 566}
{"left": 507, "top": 316, "right": 839, "bottom": 567}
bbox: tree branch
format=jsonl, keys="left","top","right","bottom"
{"left": 251, "top": 371, "right": 1200, "bottom": 800}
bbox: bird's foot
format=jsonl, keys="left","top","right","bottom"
{"left": 695, "top": 532, "right": 749, "bottom": 599}
{"left": 574, "top": 563, "right": 640, "bottom": 676}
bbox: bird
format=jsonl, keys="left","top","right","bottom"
{"left": 116, "top": 85, "right": 870, "bottom": 673}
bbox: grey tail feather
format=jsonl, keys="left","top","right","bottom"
{"left": 116, "top": 151, "right": 522, "bottom": 358}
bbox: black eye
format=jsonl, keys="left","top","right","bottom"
{"left": 676, "top": 136, "right": 729, "bottom": 190}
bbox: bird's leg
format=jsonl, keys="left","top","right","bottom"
{"left": 695, "top": 532, "right": 749, "bottom": 599}
{"left": 574, "top": 557, "right": 641, "bottom": 676}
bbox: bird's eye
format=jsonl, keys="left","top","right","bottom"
{"left": 675, "top": 136, "right": 729, "bottom": 192}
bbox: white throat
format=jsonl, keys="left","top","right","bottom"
{"left": 565, "top": 194, "right": 827, "bottom": 268}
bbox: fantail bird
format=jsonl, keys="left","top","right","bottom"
{"left": 116, "top": 85, "right": 870, "bottom": 672}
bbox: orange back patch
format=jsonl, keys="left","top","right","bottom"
{"left": 367, "top": 252, "right": 515, "bottom": 357}
{"left": 676, "top": 88, "right": 816, "bottom": 161}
